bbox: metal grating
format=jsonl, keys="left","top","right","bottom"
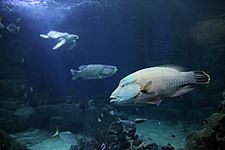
{"left": 152, "top": 34, "right": 173, "bottom": 61}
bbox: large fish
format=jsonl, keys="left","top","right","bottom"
{"left": 110, "top": 65, "right": 210, "bottom": 106}
{"left": 70, "top": 64, "right": 118, "bottom": 80}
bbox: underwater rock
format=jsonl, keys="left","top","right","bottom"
{"left": 185, "top": 113, "right": 225, "bottom": 150}
{"left": 34, "top": 104, "right": 84, "bottom": 132}
{"left": 0, "top": 105, "right": 35, "bottom": 132}
{"left": 0, "top": 129, "right": 28, "bottom": 150}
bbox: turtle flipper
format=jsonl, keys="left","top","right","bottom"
{"left": 67, "top": 40, "right": 76, "bottom": 50}
{"left": 40, "top": 34, "right": 49, "bottom": 38}
{"left": 53, "top": 39, "right": 66, "bottom": 50}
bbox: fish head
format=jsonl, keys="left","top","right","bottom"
{"left": 110, "top": 76, "right": 141, "bottom": 106}
{"left": 100, "top": 66, "right": 118, "bottom": 78}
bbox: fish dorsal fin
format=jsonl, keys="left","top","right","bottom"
{"left": 158, "top": 64, "right": 187, "bottom": 71}
{"left": 140, "top": 81, "right": 152, "bottom": 94}
{"left": 79, "top": 65, "right": 88, "bottom": 70}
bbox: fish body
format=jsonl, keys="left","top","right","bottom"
{"left": 134, "top": 118, "right": 148, "bottom": 124}
{"left": 70, "top": 64, "right": 118, "bottom": 80}
{"left": 117, "top": 118, "right": 136, "bottom": 128}
{"left": 110, "top": 65, "right": 210, "bottom": 106}
{"left": 6, "top": 23, "right": 20, "bottom": 33}
{"left": 40, "top": 30, "right": 78, "bottom": 50}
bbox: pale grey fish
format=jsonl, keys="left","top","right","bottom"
{"left": 110, "top": 65, "right": 210, "bottom": 106}
{"left": 40, "top": 30, "right": 79, "bottom": 50}
{"left": 70, "top": 64, "right": 118, "bottom": 80}
{"left": 6, "top": 23, "right": 20, "bottom": 33}
{"left": 117, "top": 118, "right": 136, "bottom": 128}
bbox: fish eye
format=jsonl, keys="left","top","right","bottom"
{"left": 121, "top": 84, "right": 125, "bottom": 87}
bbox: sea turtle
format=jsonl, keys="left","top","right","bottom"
{"left": 40, "top": 30, "right": 79, "bottom": 50}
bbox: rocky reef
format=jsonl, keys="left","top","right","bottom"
{"left": 0, "top": 129, "right": 28, "bottom": 150}
{"left": 185, "top": 94, "right": 225, "bottom": 150}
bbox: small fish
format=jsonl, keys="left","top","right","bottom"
{"left": 87, "top": 99, "right": 95, "bottom": 107}
{"left": 171, "top": 134, "right": 176, "bottom": 138}
{"left": 158, "top": 122, "right": 161, "bottom": 125}
{"left": 16, "top": 18, "right": 21, "bottom": 24}
{"left": 101, "top": 143, "right": 106, "bottom": 150}
{"left": 134, "top": 118, "right": 148, "bottom": 124}
{"left": 117, "top": 118, "right": 136, "bottom": 128}
{"left": 70, "top": 64, "right": 118, "bottom": 80}
{"left": 110, "top": 65, "right": 210, "bottom": 106}
{"left": 6, "top": 3, "right": 14, "bottom": 12}
{"left": 24, "top": 92, "right": 27, "bottom": 98}
{"left": 29, "top": 87, "right": 33, "bottom": 93}
{"left": 98, "top": 118, "right": 102, "bottom": 123}
{"left": 52, "top": 128, "right": 78, "bottom": 145}
{"left": 21, "top": 57, "right": 24, "bottom": 63}
{"left": 100, "top": 113, "right": 104, "bottom": 117}
{"left": 6, "top": 23, "right": 20, "bottom": 33}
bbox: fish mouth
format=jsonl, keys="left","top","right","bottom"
{"left": 110, "top": 96, "right": 121, "bottom": 103}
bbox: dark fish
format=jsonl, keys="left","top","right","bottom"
{"left": 134, "top": 118, "right": 148, "bottom": 124}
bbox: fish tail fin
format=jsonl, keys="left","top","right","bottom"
{"left": 40, "top": 34, "right": 49, "bottom": 39}
{"left": 193, "top": 71, "right": 210, "bottom": 84}
{"left": 51, "top": 128, "right": 59, "bottom": 137}
{"left": 70, "top": 69, "right": 80, "bottom": 80}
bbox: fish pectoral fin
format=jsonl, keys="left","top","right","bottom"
{"left": 171, "top": 85, "right": 195, "bottom": 97}
{"left": 146, "top": 98, "right": 162, "bottom": 106}
{"left": 140, "top": 81, "right": 152, "bottom": 94}
{"left": 53, "top": 39, "right": 66, "bottom": 50}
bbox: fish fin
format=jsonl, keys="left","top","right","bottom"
{"left": 53, "top": 39, "right": 66, "bottom": 50}
{"left": 146, "top": 98, "right": 162, "bottom": 106}
{"left": 78, "top": 65, "right": 88, "bottom": 70}
{"left": 158, "top": 64, "right": 187, "bottom": 71}
{"left": 171, "top": 85, "right": 195, "bottom": 97}
{"left": 70, "top": 69, "right": 80, "bottom": 80}
{"left": 17, "top": 26, "right": 20, "bottom": 32}
{"left": 193, "top": 71, "right": 210, "bottom": 84}
{"left": 40, "top": 34, "right": 49, "bottom": 38}
{"left": 140, "top": 81, "right": 152, "bottom": 94}
{"left": 51, "top": 128, "right": 59, "bottom": 137}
